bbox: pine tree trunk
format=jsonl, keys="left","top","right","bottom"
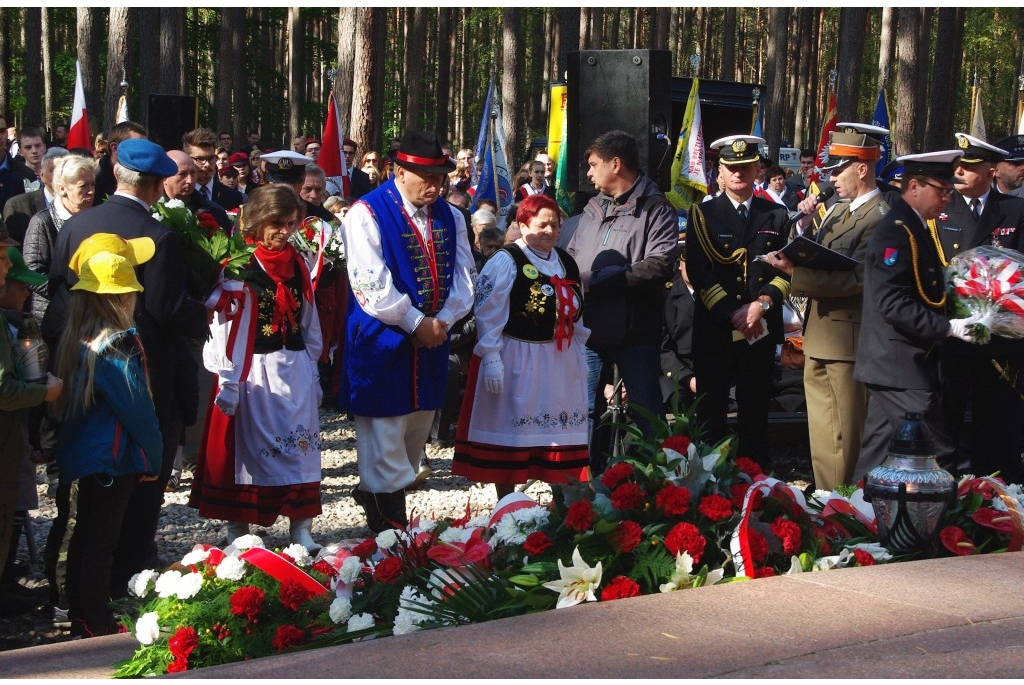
{"left": 793, "top": 9, "right": 814, "bottom": 148}
{"left": 403, "top": 8, "right": 426, "bottom": 132}
{"left": 41, "top": 8, "right": 54, "bottom": 135}
{"left": 894, "top": 7, "right": 922, "bottom": 154}
{"left": 137, "top": 9, "right": 159, "bottom": 130}
{"left": 159, "top": 9, "right": 182, "bottom": 94}
{"left": 926, "top": 9, "right": 963, "bottom": 150}
{"left": 77, "top": 9, "right": 100, "bottom": 132}
{"left": 654, "top": 7, "right": 670, "bottom": 51}
{"left": 589, "top": 8, "right": 603, "bottom": 50}
{"left": 836, "top": 9, "right": 866, "bottom": 122}
{"left": 913, "top": 9, "right": 931, "bottom": 150}
{"left": 502, "top": 9, "right": 521, "bottom": 166}
{"left": 217, "top": 9, "right": 234, "bottom": 140}
{"left": 0, "top": 10, "right": 8, "bottom": 120}
{"left": 721, "top": 8, "right": 736, "bottom": 82}
{"left": 877, "top": 7, "right": 896, "bottom": 94}
{"left": 24, "top": 9, "right": 42, "bottom": 126}
{"left": 435, "top": 8, "right": 451, "bottom": 143}
{"left": 231, "top": 9, "right": 248, "bottom": 141}
{"left": 288, "top": 7, "right": 303, "bottom": 142}
{"left": 559, "top": 8, "right": 580, "bottom": 80}
{"left": 336, "top": 8, "right": 357, "bottom": 136}
{"left": 764, "top": 8, "right": 790, "bottom": 156}
{"left": 104, "top": 7, "right": 131, "bottom": 133}
{"left": 350, "top": 8, "right": 380, "bottom": 156}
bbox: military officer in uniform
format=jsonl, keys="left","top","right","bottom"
{"left": 934, "top": 133, "right": 1024, "bottom": 484}
{"left": 764, "top": 125, "right": 890, "bottom": 490}
{"left": 853, "top": 151, "right": 978, "bottom": 481}
{"left": 686, "top": 135, "right": 791, "bottom": 469}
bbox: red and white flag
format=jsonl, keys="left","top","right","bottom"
{"left": 810, "top": 92, "right": 837, "bottom": 185}
{"left": 66, "top": 60, "right": 92, "bottom": 152}
{"left": 319, "top": 93, "right": 349, "bottom": 197}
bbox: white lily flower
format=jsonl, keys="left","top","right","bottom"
{"left": 660, "top": 552, "right": 724, "bottom": 592}
{"left": 785, "top": 555, "right": 805, "bottom": 575}
{"left": 542, "top": 547, "right": 602, "bottom": 609}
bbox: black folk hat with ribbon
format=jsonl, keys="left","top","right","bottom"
{"left": 389, "top": 131, "right": 456, "bottom": 175}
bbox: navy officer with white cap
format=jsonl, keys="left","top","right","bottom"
{"left": 853, "top": 150, "right": 977, "bottom": 481}
{"left": 685, "top": 134, "right": 790, "bottom": 470}
{"left": 936, "top": 133, "right": 1024, "bottom": 484}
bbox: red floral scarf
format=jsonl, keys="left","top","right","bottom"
{"left": 254, "top": 243, "right": 312, "bottom": 337}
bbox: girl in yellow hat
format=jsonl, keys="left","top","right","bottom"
{"left": 51, "top": 237, "right": 162, "bottom": 638}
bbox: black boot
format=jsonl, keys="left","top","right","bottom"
{"left": 351, "top": 488, "right": 387, "bottom": 533}
{"left": 351, "top": 488, "right": 407, "bottom": 533}
{"left": 379, "top": 490, "right": 408, "bottom": 530}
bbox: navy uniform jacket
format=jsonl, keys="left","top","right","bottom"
{"left": 685, "top": 193, "right": 791, "bottom": 346}
{"left": 856, "top": 197, "right": 950, "bottom": 390}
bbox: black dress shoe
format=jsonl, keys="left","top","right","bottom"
{"left": 3, "top": 580, "right": 51, "bottom": 599}
{"left": 0, "top": 585, "right": 43, "bottom": 617}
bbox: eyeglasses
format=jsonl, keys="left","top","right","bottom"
{"left": 190, "top": 155, "right": 216, "bottom": 165}
{"left": 921, "top": 180, "right": 955, "bottom": 198}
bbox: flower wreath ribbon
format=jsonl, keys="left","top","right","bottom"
{"left": 549, "top": 275, "right": 578, "bottom": 350}
{"left": 730, "top": 477, "right": 807, "bottom": 578}
{"left": 239, "top": 547, "right": 329, "bottom": 596}
{"left": 204, "top": 279, "right": 258, "bottom": 382}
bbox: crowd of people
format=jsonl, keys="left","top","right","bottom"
{"left": 1, "top": 109, "right": 1023, "bottom": 640}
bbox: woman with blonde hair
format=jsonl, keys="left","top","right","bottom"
{"left": 189, "top": 184, "right": 324, "bottom": 552}
{"left": 52, "top": 234, "right": 160, "bottom": 638}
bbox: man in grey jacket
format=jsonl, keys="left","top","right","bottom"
{"left": 568, "top": 130, "right": 678, "bottom": 473}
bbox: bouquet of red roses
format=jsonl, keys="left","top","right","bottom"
{"left": 946, "top": 245, "right": 1024, "bottom": 344}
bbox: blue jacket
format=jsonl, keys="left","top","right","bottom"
{"left": 56, "top": 329, "right": 163, "bottom": 484}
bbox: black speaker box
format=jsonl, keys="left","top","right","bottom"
{"left": 145, "top": 94, "right": 198, "bottom": 151}
{"left": 566, "top": 49, "right": 673, "bottom": 193}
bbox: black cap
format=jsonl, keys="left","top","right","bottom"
{"left": 896, "top": 150, "right": 963, "bottom": 185}
{"left": 993, "top": 134, "right": 1024, "bottom": 163}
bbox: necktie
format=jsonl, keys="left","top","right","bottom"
{"left": 970, "top": 198, "right": 980, "bottom": 220}
{"left": 737, "top": 203, "right": 748, "bottom": 221}
{"left": 200, "top": 185, "right": 210, "bottom": 200}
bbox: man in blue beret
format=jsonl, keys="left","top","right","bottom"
{"left": 45, "top": 138, "right": 210, "bottom": 636}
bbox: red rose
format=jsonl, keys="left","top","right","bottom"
{"left": 730, "top": 482, "right": 750, "bottom": 509}
{"left": 662, "top": 435, "right": 692, "bottom": 454}
{"left": 196, "top": 211, "right": 221, "bottom": 236}
{"left": 166, "top": 657, "right": 188, "bottom": 673}
{"left": 229, "top": 585, "right": 265, "bottom": 622}
{"left": 735, "top": 457, "right": 763, "bottom": 477}
{"left": 600, "top": 462, "right": 634, "bottom": 489}
{"left": 609, "top": 520, "right": 643, "bottom": 553}
{"left": 747, "top": 530, "right": 768, "bottom": 563}
{"left": 610, "top": 482, "right": 646, "bottom": 511}
{"left": 600, "top": 575, "right": 641, "bottom": 601}
{"left": 279, "top": 580, "right": 313, "bottom": 611}
{"left": 697, "top": 493, "right": 734, "bottom": 522}
{"left": 770, "top": 518, "right": 803, "bottom": 555}
{"left": 374, "top": 556, "right": 404, "bottom": 583}
{"left": 352, "top": 538, "right": 378, "bottom": 559}
{"left": 939, "top": 526, "right": 977, "bottom": 556}
{"left": 565, "top": 499, "right": 597, "bottom": 532}
{"left": 852, "top": 548, "right": 876, "bottom": 566}
{"left": 972, "top": 507, "right": 1016, "bottom": 532}
{"left": 271, "top": 625, "right": 306, "bottom": 652}
{"left": 523, "top": 531, "right": 553, "bottom": 556}
{"left": 663, "top": 522, "right": 706, "bottom": 562}
{"left": 655, "top": 484, "right": 691, "bottom": 516}
{"left": 168, "top": 626, "right": 199, "bottom": 659}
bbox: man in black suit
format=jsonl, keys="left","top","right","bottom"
{"left": 933, "top": 134, "right": 1024, "bottom": 484}
{"left": 182, "top": 127, "right": 245, "bottom": 212}
{"left": 0, "top": 115, "right": 36, "bottom": 214}
{"left": 327, "top": 137, "right": 373, "bottom": 200}
{"left": 660, "top": 252, "right": 697, "bottom": 411}
{"left": 853, "top": 150, "right": 976, "bottom": 482}
{"left": 686, "top": 135, "right": 791, "bottom": 469}
{"left": 163, "top": 150, "right": 233, "bottom": 230}
{"left": 46, "top": 138, "right": 209, "bottom": 593}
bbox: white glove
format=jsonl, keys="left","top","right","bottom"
{"left": 215, "top": 381, "right": 240, "bottom": 416}
{"left": 948, "top": 318, "right": 977, "bottom": 343}
{"left": 481, "top": 352, "right": 504, "bottom": 395}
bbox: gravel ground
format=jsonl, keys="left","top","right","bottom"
{"left": 0, "top": 409, "right": 811, "bottom": 652}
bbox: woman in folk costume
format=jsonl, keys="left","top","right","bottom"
{"left": 189, "top": 185, "right": 324, "bottom": 552}
{"left": 453, "top": 194, "right": 590, "bottom": 498}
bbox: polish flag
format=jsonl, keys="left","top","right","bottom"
{"left": 66, "top": 60, "right": 92, "bottom": 152}
{"left": 319, "top": 93, "right": 349, "bottom": 197}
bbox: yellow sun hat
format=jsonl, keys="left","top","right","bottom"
{"left": 68, "top": 232, "right": 155, "bottom": 276}
{"left": 71, "top": 251, "right": 145, "bottom": 294}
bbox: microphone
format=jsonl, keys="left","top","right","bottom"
{"left": 788, "top": 186, "right": 836, "bottom": 224}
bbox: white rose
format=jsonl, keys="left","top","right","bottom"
{"left": 215, "top": 555, "right": 247, "bottom": 581}
{"left": 375, "top": 529, "right": 398, "bottom": 550}
{"left": 128, "top": 569, "right": 159, "bottom": 598}
{"left": 328, "top": 596, "right": 352, "bottom": 625}
{"left": 154, "top": 570, "right": 182, "bottom": 598}
{"left": 174, "top": 572, "right": 204, "bottom": 600}
{"left": 164, "top": 198, "right": 185, "bottom": 209}
{"left": 135, "top": 612, "right": 161, "bottom": 645}
{"left": 347, "top": 613, "right": 375, "bottom": 632}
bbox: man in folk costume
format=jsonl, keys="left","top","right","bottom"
{"left": 340, "top": 131, "right": 475, "bottom": 532}
{"left": 765, "top": 124, "right": 890, "bottom": 490}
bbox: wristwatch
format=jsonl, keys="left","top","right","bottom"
{"left": 758, "top": 297, "right": 772, "bottom": 313}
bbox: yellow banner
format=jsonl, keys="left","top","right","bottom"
{"left": 547, "top": 84, "right": 567, "bottom": 164}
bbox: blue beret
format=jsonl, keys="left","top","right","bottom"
{"left": 116, "top": 139, "right": 179, "bottom": 177}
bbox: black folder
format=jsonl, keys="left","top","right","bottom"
{"left": 779, "top": 235, "right": 859, "bottom": 271}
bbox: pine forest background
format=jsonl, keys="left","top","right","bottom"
{"left": 2, "top": 8, "right": 1023, "bottom": 167}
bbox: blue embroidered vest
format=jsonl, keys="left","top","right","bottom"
{"left": 340, "top": 179, "right": 458, "bottom": 416}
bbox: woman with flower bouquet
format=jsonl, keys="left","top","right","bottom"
{"left": 51, "top": 235, "right": 161, "bottom": 638}
{"left": 189, "top": 185, "right": 325, "bottom": 553}
{"left": 452, "top": 194, "right": 590, "bottom": 498}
